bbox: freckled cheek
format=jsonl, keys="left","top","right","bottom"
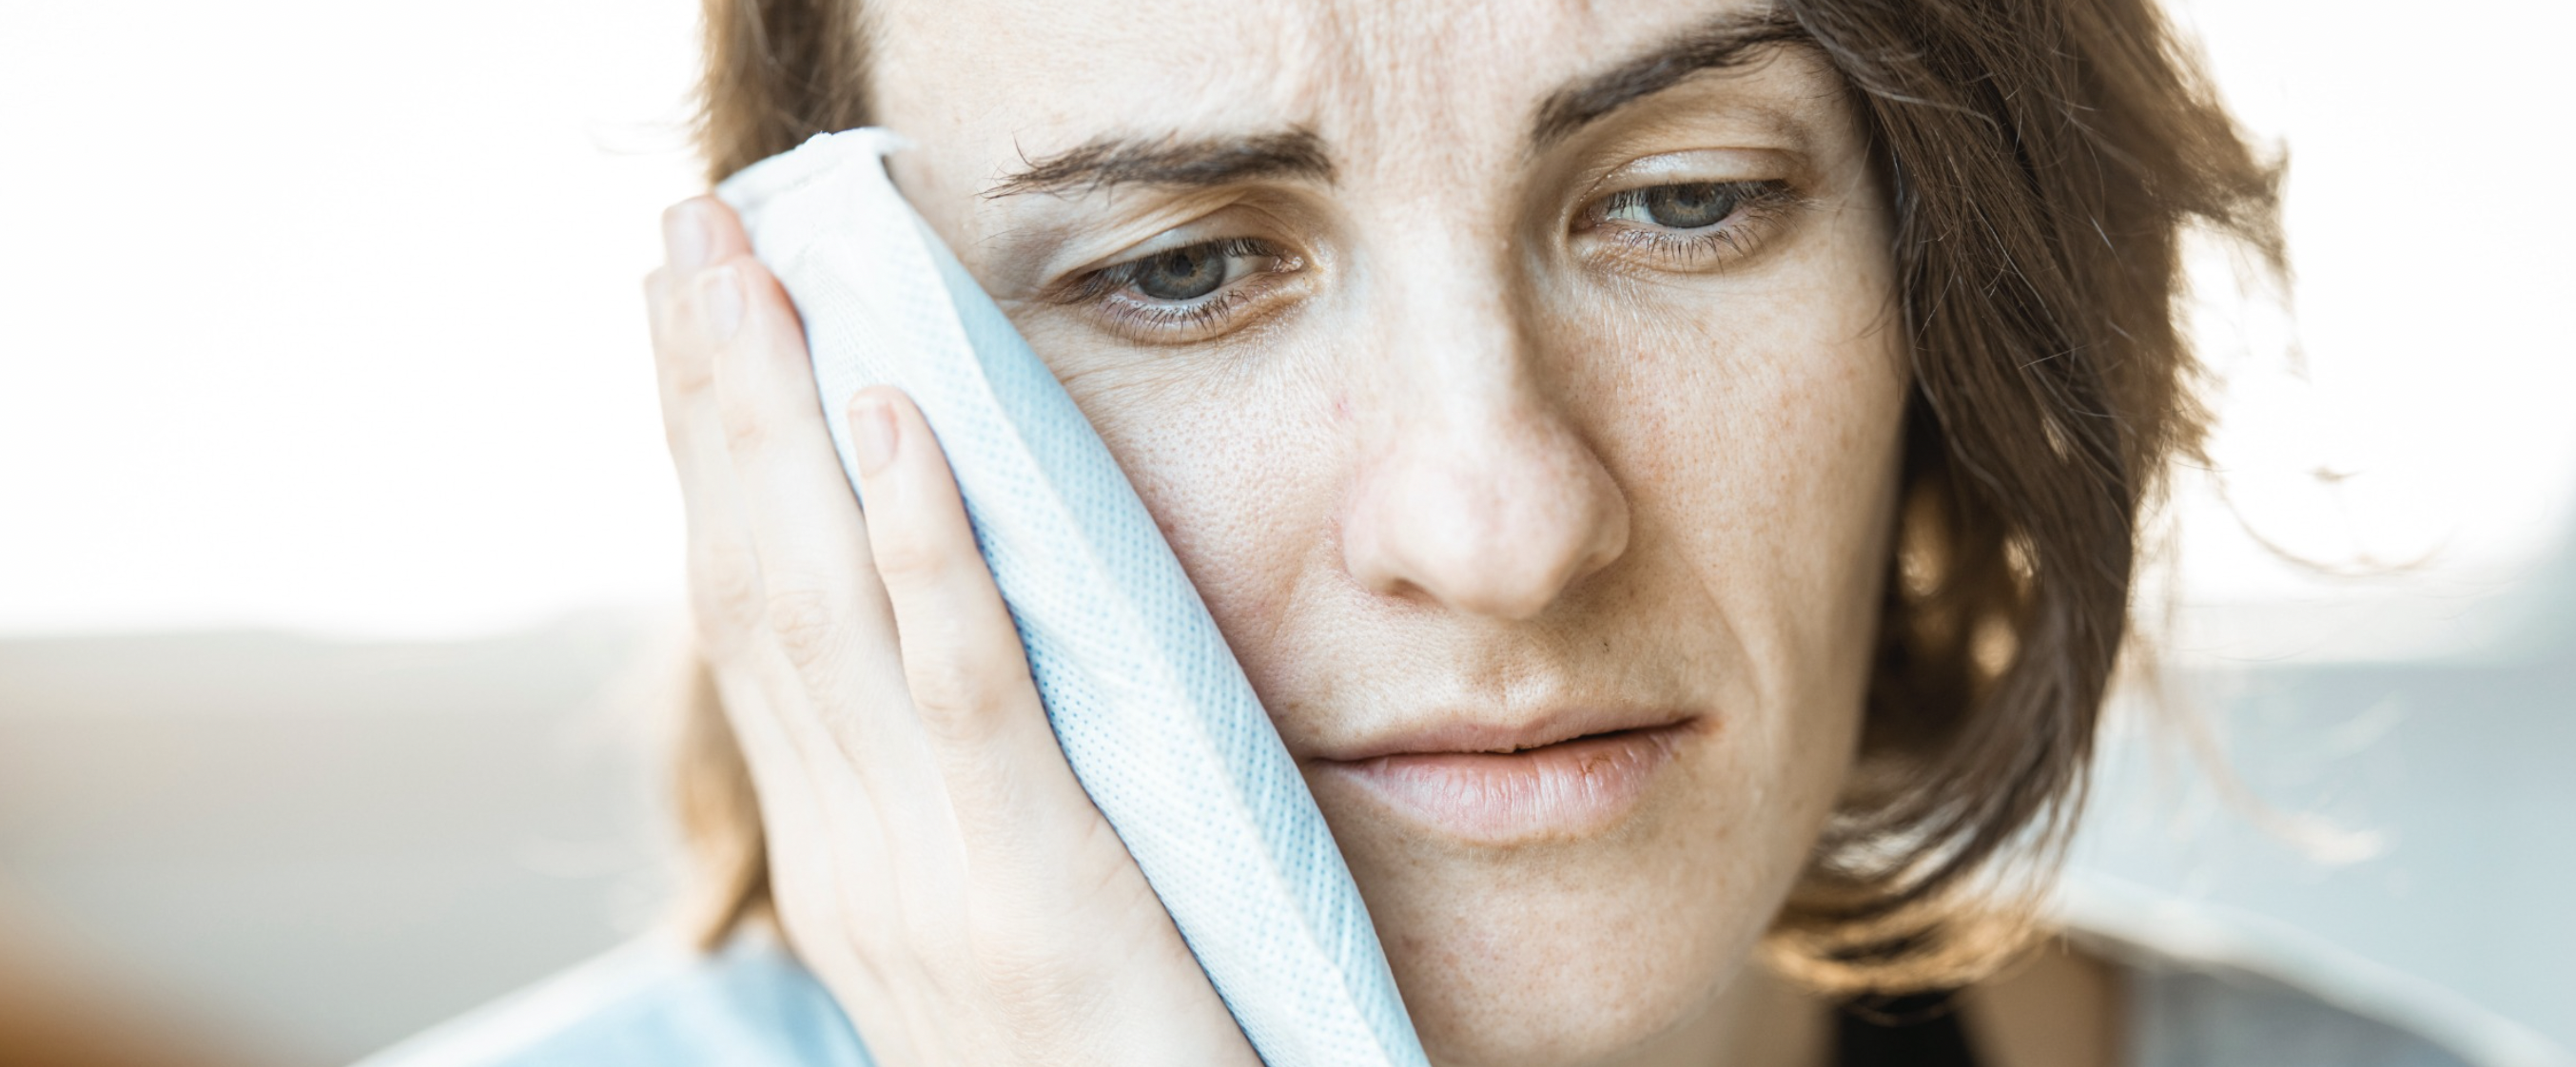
{"left": 1558, "top": 276, "right": 1903, "bottom": 510}
{"left": 1538, "top": 306, "right": 1799, "bottom": 514}
{"left": 1545, "top": 280, "right": 1905, "bottom": 712}
{"left": 1063, "top": 367, "right": 1345, "bottom": 667}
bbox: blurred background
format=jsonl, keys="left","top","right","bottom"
{"left": 2, "top": 0, "right": 2571, "bottom": 1063}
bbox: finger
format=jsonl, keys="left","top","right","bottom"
{"left": 844, "top": 388, "right": 1173, "bottom": 1035}
{"left": 707, "top": 254, "right": 903, "bottom": 682}
{"left": 648, "top": 196, "right": 747, "bottom": 383}
{"left": 648, "top": 197, "right": 752, "bottom": 451}
{"left": 649, "top": 198, "right": 770, "bottom": 647}
{"left": 843, "top": 387, "right": 1044, "bottom": 747}
{"left": 704, "top": 257, "right": 959, "bottom": 875}
{"left": 843, "top": 388, "right": 1112, "bottom": 853}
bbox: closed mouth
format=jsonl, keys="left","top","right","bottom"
{"left": 1310, "top": 720, "right": 1695, "bottom": 844}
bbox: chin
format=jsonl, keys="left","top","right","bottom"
{"left": 1314, "top": 769, "right": 1782, "bottom": 1067}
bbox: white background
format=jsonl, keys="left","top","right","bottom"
{"left": 2, "top": 0, "right": 702, "bottom": 639}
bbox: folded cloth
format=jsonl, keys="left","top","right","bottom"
{"left": 716, "top": 128, "right": 1429, "bottom": 1067}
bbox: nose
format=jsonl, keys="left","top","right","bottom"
{"left": 1338, "top": 252, "right": 1630, "bottom": 621}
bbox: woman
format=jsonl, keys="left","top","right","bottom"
{"left": 370, "top": 0, "right": 2489, "bottom": 1063}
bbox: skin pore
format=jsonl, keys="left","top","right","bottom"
{"left": 658, "top": 0, "right": 2117, "bottom": 1064}
{"left": 875, "top": 1, "right": 1893, "bottom": 1064}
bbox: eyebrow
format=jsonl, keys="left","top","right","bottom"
{"left": 986, "top": 127, "right": 1335, "bottom": 198}
{"left": 1529, "top": 11, "right": 1811, "bottom": 148}
{"left": 985, "top": 13, "right": 1806, "bottom": 199}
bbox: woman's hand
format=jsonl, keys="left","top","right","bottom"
{"left": 645, "top": 195, "right": 1259, "bottom": 1067}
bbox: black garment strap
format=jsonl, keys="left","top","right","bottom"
{"left": 1832, "top": 990, "right": 1981, "bottom": 1067}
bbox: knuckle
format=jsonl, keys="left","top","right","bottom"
{"left": 866, "top": 526, "right": 954, "bottom": 589}
{"left": 716, "top": 378, "right": 770, "bottom": 458}
{"left": 888, "top": 605, "right": 997, "bottom": 719}
{"left": 904, "top": 648, "right": 989, "bottom": 725}
{"left": 762, "top": 586, "right": 846, "bottom": 669}
{"left": 654, "top": 336, "right": 716, "bottom": 402}
{"left": 690, "top": 535, "right": 766, "bottom": 634}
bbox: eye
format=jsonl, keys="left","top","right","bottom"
{"left": 1609, "top": 184, "right": 1743, "bottom": 229}
{"left": 1575, "top": 179, "right": 1798, "bottom": 272}
{"left": 1103, "top": 237, "right": 1289, "bottom": 303}
{"left": 1061, "top": 236, "right": 1307, "bottom": 341}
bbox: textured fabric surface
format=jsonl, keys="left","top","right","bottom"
{"left": 710, "top": 128, "right": 1428, "bottom": 1067}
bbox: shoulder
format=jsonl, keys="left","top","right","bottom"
{"left": 2059, "top": 879, "right": 2573, "bottom": 1067}
{"left": 357, "top": 928, "right": 873, "bottom": 1067}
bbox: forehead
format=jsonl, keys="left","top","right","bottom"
{"left": 868, "top": 0, "right": 1783, "bottom": 174}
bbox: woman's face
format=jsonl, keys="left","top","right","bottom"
{"left": 869, "top": 0, "right": 1906, "bottom": 1061}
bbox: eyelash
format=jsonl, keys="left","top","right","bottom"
{"left": 1577, "top": 180, "right": 1801, "bottom": 269}
{"left": 1061, "top": 237, "right": 1302, "bottom": 337}
{"left": 1059, "top": 179, "right": 1799, "bottom": 340}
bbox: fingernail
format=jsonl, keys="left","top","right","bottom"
{"left": 851, "top": 395, "right": 898, "bottom": 475}
{"left": 664, "top": 200, "right": 712, "bottom": 270}
{"left": 702, "top": 265, "right": 744, "bottom": 341}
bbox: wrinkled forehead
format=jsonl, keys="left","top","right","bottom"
{"left": 867, "top": 0, "right": 1791, "bottom": 184}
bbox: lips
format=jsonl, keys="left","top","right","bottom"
{"left": 1307, "top": 713, "right": 1697, "bottom": 845}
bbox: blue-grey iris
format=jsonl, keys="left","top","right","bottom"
{"left": 1643, "top": 184, "right": 1736, "bottom": 229}
{"left": 1135, "top": 244, "right": 1230, "bottom": 301}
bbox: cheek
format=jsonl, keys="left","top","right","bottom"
{"left": 1025, "top": 327, "right": 1349, "bottom": 666}
{"left": 1562, "top": 243, "right": 1910, "bottom": 706}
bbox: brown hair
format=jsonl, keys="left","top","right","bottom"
{"left": 669, "top": 0, "right": 2283, "bottom": 992}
